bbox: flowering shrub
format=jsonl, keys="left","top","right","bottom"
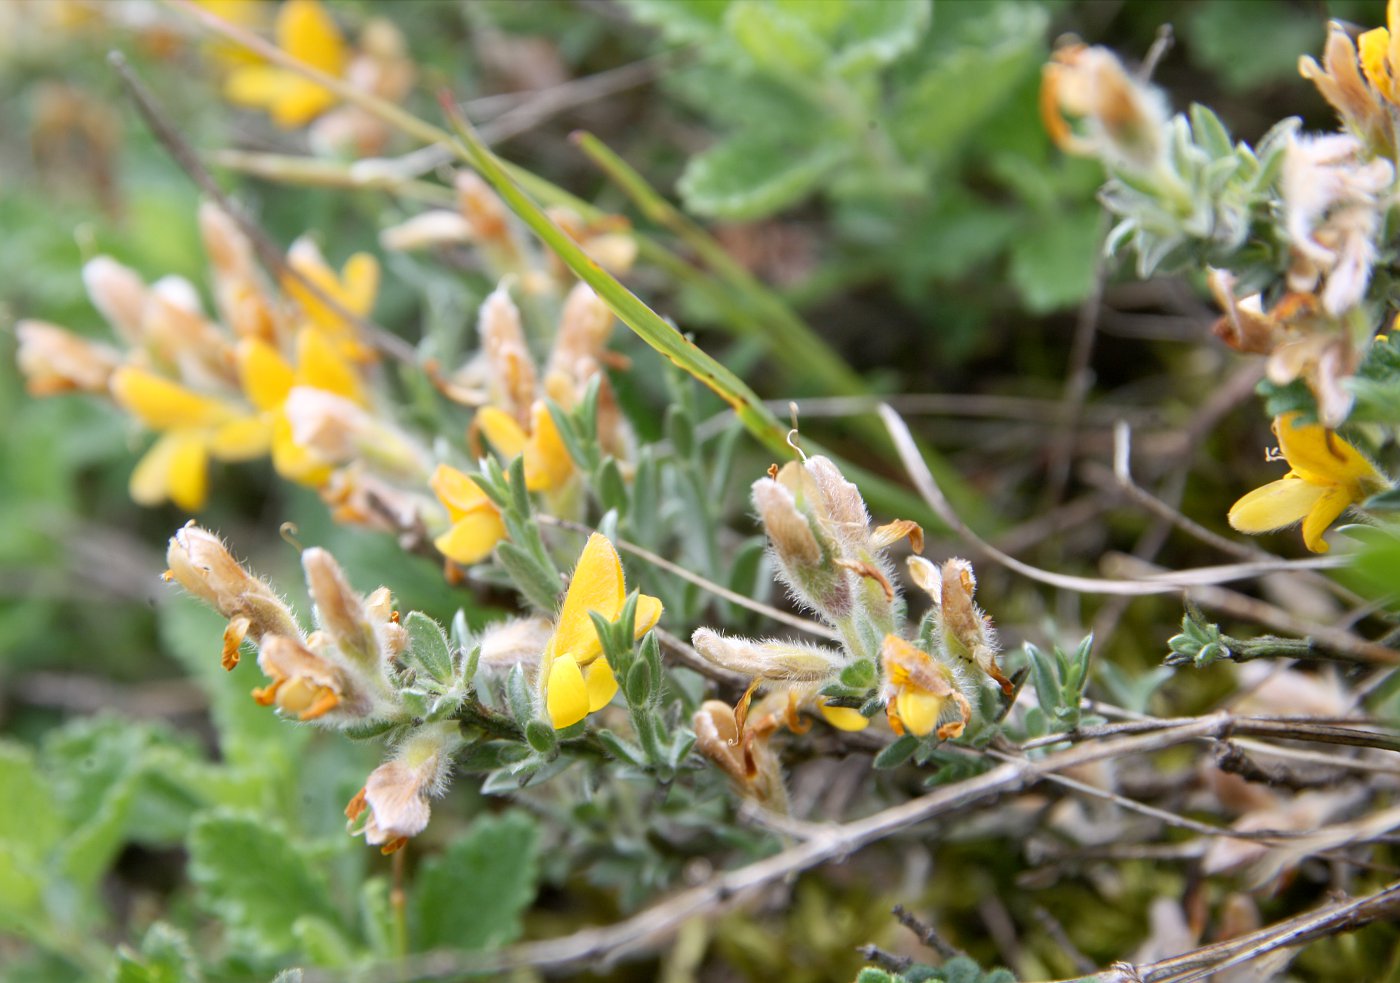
{"left": 4, "top": 2, "right": 1400, "bottom": 981}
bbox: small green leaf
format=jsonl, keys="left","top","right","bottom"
{"left": 679, "top": 130, "right": 848, "bottom": 220}
{"left": 873, "top": 734, "right": 919, "bottom": 769}
{"left": 839, "top": 660, "right": 877, "bottom": 691}
{"left": 112, "top": 922, "right": 203, "bottom": 983}
{"left": 187, "top": 813, "right": 339, "bottom": 955}
{"left": 404, "top": 611, "right": 454, "bottom": 687}
{"left": 524, "top": 719, "right": 559, "bottom": 755}
{"left": 496, "top": 542, "right": 563, "bottom": 613}
{"left": 413, "top": 812, "right": 540, "bottom": 951}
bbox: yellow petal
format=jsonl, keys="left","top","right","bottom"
{"left": 1301, "top": 485, "right": 1354, "bottom": 553}
{"left": 819, "top": 701, "right": 871, "bottom": 732}
{"left": 237, "top": 337, "right": 294, "bottom": 411}
{"left": 523, "top": 401, "right": 574, "bottom": 492}
{"left": 477, "top": 406, "right": 529, "bottom": 459}
{"left": 895, "top": 688, "right": 945, "bottom": 738}
{"left": 433, "top": 511, "right": 506, "bottom": 565}
{"left": 129, "top": 432, "right": 182, "bottom": 507}
{"left": 1360, "top": 27, "right": 1393, "bottom": 98}
{"left": 1228, "top": 476, "right": 1327, "bottom": 534}
{"left": 340, "top": 253, "right": 379, "bottom": 315}
{"left": 1275, "top": 414, "right": 1379, "bottom": 487}
{"left": 633, "top": 593, "right": 663, "bottom": 639}
{"left": 209, "top": 416, "right": 272, "bottom": 461}
{"left": 271, "top": 414, "right": 333, "bottom": 486}
{"left": 552, "top": 533, "right": 624, "bottom": 666}
{"left": 224, "top": 65, "right": 293, "bottom": 110}
{"left": 278, "top": 0, "right": 347, "bottom": 76}
{"left": 546, "top": 654, "right": 589, "bottom": 729}
{"left": 167, "top": 433, "right": 211, "bottom": 512}
{"left": 295, "top": 328, "right": 362, "bottom": 403}
{"left": 111, "top": 367, "right": 237, "bottom": 430}
{"left": 430, "top": 463, "right": 494, "bottom": 519}
{"left": 584, "top": 656, "right": 619, "bottom": 712}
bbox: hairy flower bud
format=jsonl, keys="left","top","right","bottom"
{"left": 165, "top": 523, "right": 300, "bottom": 668}
{"left": 15, "top": 321, "right": 121, "bottom": 396}
{"left": 303, "top": 547, "right": 378, "bottom": 664}
{"left": 82, "top": 256, "right": 147, "bottom": 345}
{"left": 1041, "top": 43, "right": 1169, "bottom": 172}
{"left": 478, "top": 616, "right": 553, "bottom": 671}
{"left": 907, "top": 556, "right": 1010, "bottom": 695}
{"left": 347, "top": 723, "right": 460, "bottom": 853}
{"left": 691, "top": 627, "right": 843, "bottom": 682}
{"left": 479, "top": 284, "right": 536, "bottom": 424}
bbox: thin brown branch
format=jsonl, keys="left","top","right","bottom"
{"left": 300, "top": 716, "right": 1253, "bottom": 981}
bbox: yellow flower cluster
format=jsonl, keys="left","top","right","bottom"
{"left": 15, "top": 202, "right": 410, "bottom": 513}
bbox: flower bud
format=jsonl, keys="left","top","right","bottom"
{"left": 455, "top": 171, "right": 510, "bottom": 242}
{"left": 691, "top": 627, "right": 843, "bottom": 682}
{"left": 165, "top": 524, "right": 301, "bottom": 664}
{"left": 907, "top": 556, "right": 1010, "bottom": 695}
{"left": 479, "top": 284, "right": 535, "bottom": 424}
{"left": 1042, "top": 43, "right": 1169, "bottom": 172}
{"left": 15, "top": 320, "right": 121, "bottom": 396}
{"left": 82, "top": 256, "right": 147, "bottom": 345}
{"left": 347, "top": 722, "right": 460, "bottom": 853}
{"left": 378, "top": 210, "right": 474, "bottom": 252}
{"left": 303, "top": 547, "right": 378, "bottom": 665}
{"left": 478, "top": 616, "right": 553, "bottom": 672}
{"left": 547, "top": 282, "right": 614, "bottom": 392}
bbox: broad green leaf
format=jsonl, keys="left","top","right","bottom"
{"left": 1008, "top": 206, "right": 1101, "bottom": 313}
{"left": 412, "top": 811, "right": 540, "bottom": 951}
{"left": 0, "top": 841, "right": 46, "bottom": 932}
{"left": 892, "top": 6, "right": 1046, "bottom": 160}
{"left": 60, "top": 772, "right": 138, "bottom": 889}
{"left": 111, "top": 922, "right": 203, "bottom": 983}
{"left": 0, "top": 743, "right": 61, "bottom": 856}
{"left": 187, "top": 813, "right": 340, "bottom": 955}
{"left": 679, "top": 130, "right": 848, "bottom": 220}
{"left": 620, "top": 0, "right": 732, "bottom": 44}
{"left": 832, "top": 0, "right": 932, "bottom": 76}
{"left": 726, "top": 1, "right": 832, "bottom": 77}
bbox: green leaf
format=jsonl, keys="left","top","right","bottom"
{"left": 112, "top": 922, "right": 203, "bottom": 983}
{"left": 620, "top": 0, "right": 732, "bottom": 44}
{"left": 0, "top": 743, "right": 61, "bottom": 856}
{"left": 413, "top": 812, "right": 540, "bottom": 951}
{"left": 679, "top": 130, "right": 848, "bottom": 221}
{"left": 1009, "top": 206, "right": 1102, "bottom": 313}
{"left": 892, "top": 7, "right": 1047, "bottom": 161}
{"left": 187, "top": 813, "right": 339, "bottom": 955}
{"left": 292, "top": 914, "right": 357, "bottom": 968}
{"left": 0, "top": 841, "right": 46, "bottom": 932}
{"left": 726, "top": 0, "right": 831, "bottom": 77}
{"left": 496, "top": 542, "right": 564, "bottom": 614}
{"left": 831, "top": 0, "right": 932, "bottom": 76}
{"left": 404, "top": 611, "right": 454, "bottom": 687}
{"left": 873, "top": 734, "right": 919, "bottom": 769}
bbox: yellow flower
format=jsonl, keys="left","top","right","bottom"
{"left": 1228, "top": 414, "right": 1389, "bottom": 553}
{"left": 476, "top": 401, "right": 574, "bottom": 493}
{"left": 1359, "top": 1, "right": 1400, "bottom": 105}
{"left": 818, "top": 700, "right": 871, "bottom": 732}
{"left": 224, "top": 0, "right": 347, "bottom": 127}
{"left": 879, "top": 635, "right": 970, "bottom": 740}
{"left": 237, "top": 327, "right": 364, "bottom": 486}
{"left": 429, "top": 464, "right": 506, "bottom": 565}
{"left": 543, "top": 533, "right": 662, "bottom": 729}
{"left": 110, "top": 368, "right": 268, "bottom": 511}
{"left": 282, "top": 238, "right": 380, "bottom": 363}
